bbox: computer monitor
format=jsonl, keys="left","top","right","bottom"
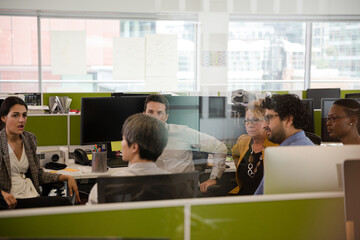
{"left": 165, "top": 96, "right": 200, "bottom": 131}
{"left": 345, "top": 93, "right": 360, "bottom": 99}
{"left": 301, "top": 99, "right": 315, "bottom": 133}
{"left": 321, "top": 98, "right": 360, "bottom": 142}
{"left": 343, "top": 159, "right": 360, "bottom": 240}
{"left": 81, "top": 96, "right": 147, "bottom": 145}
{"left": 264, "top": 145, "right": 360, "bottom": 194}
{"left": 111, "top": 92, "right": 150, "bottom": 97}
{"left": 306, "top": 88, "right": 340, "bottom": 109}
{"left": 97, "top": 172, "right": 199, "bottom": 203}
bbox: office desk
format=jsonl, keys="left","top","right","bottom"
{"left": 45, "top": 160, "right": 236, "bottom": 201}
{"left": 44, "top": 161, "right": 122, "bottom": 203}
{"left": 45, "top": 162, "right": 120, "bottom": 179}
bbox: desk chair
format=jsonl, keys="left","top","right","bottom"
{"left": 192, "top": 151, "right": 236, "bottom": 197}
{"left": 343, "top": 159, "right": 360, "bottom": 240}
{"left": 97, "top": 172, "right": 199, "bottom": 203}
{"left": 41, "top": 182, "right": 65, "bottom": 197}
{"left": 305, "top": 131, "right": 322, "bottom": 145}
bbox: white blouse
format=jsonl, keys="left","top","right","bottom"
{"left": 8, "top": 143, "right": 39, "bottom": 199}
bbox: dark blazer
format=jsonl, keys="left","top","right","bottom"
{"left": 0, "top": 129, "right": 60, "bottom": 194}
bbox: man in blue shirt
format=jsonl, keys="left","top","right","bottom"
{"left": 255, "top": 94, "right": 314, "bottom": 194}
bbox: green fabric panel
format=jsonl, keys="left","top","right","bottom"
{"left": 263, "top": 91, "right": 289, "bottom": 95}
{"left": 314, "top": 110, "right": 321, "bottom": 136}
{"left": 191, "top": 197, "right": 345, "bottom": 240}
{"left": 340, "top": 90, "right": 360, "bottom": 98}
{"left": 26, "top": 116, "right": 67, "bottom": 146}
{"left": 302, "top": 90, "right": 307, "bottom": 99}
{"left": 43, "top": 93, "right": 111, "bottom": 110}
{"left": 0, "top": 207, "right": 184, "bottom": 239}
{"left": 70, "top": 115, "right": 81, "bottom": 145}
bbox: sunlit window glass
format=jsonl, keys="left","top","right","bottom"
{"left": 228, "top": 22, "right": 306, "bottom": 91}
{"left": 311, "top": 22, "right": 360, "bottom": 89}
{"left": 40, "top": 18, "right": 197, "bottom": 93}
{"left": 0, "top": 16, "right": 39, "bottom": 92}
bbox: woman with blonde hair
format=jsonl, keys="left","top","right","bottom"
{"left": 231, "top": 100, "right": 277, "bottom": 195}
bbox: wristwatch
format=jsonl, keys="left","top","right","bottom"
{"left": 210, "top": 175, "right": 219, "bottom": 182}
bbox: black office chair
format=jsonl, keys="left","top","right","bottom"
{"left": 97, "top": 172, "right": 199, "bottom": 203}
{"left": 41, "top": 182, "right": 65, "bottom": 197}
{"left": 305, "top": 131, "right": 322, "bottom": 145}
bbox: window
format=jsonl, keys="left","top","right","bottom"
{"left": 228, "top": 21, "right": 306, "bottom": 91}
{"left": 0, "top": 13, "right": 197, "bottom": 93}
{"left": 40, "top": 18, "right": 197, "bottom": 92}
{"left": 311, "top": 22, "right": 360, "bottom": 89}
{"left": 0, "top": 16, "right": 39, "bottom": 92}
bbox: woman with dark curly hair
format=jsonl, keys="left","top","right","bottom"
{"left": 326, "top": 99, "right": 360, "bottom": 144}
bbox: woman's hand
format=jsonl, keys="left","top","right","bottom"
{"left": 1, "top": 190, "right": 17, "bottom": 209}
{"left": 59, "top": 175, "right": 80, "bottom": 203}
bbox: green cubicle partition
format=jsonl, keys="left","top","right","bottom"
{"left": 43, "top": 92, "right": 111, "bottom": 111}
{"left": 26, "top": 115, "right": 68, "bottom": 146}
{"left": 0, "top": 192, "right": 346, "bottom": 239}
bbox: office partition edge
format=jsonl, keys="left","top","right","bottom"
{"left": 0, "top": 191, "right": 343, "bottom": 218}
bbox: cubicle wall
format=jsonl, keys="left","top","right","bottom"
{"left": 0, "top": 192, "right": 345, "bottom": 239}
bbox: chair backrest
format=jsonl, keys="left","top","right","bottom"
{"left": 305, "top": 131, "right": 322, "bottom": 145}
{"left": 97, "top": 172, "right": 199, "bottom": 203}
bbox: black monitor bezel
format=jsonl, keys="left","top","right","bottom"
{"left": 301, "top": 98, "right": 315, "bottom": 133}
{"left": 306, "top": 88, "right": 341, "bottom": 109}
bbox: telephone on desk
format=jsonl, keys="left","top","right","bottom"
{"left": 74, "top": 149, "right": 91, "bottom": 166}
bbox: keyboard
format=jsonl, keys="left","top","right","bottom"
{"left": 107, "top": 156, "right": 128, "bottom": 168}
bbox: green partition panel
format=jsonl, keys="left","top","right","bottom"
{"left": 314, "top": 110, "right": 321, "bottom": 136}
{"left": 26, "top": 116, "right": 67, "bottom": 146}
{"left": 43, "top": 93, "right": 111, "bottom": 110}
{"left": 0, "top": 207, "right": 184, "bottom": 239}
{"left": 341, "top": 90, "right": 360, "bottom": 98}
{"left": 70, "top": 115, "right": 81, "bottom": 145}
{"left": 191, "top": 197, "right": 345, "bottom": 240}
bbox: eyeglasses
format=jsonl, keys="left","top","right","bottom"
{"left": 325, "top": 115, "right": 345, "bottom": 123}
{"left": 264, "top": 114, "right": 279, "bottom": 124}
{"left": 244, "top": 118, "right": 263, "bottom": 125}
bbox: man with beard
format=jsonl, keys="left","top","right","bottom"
{"left": 254, "top": 94, "right": 314, "bottom": 195}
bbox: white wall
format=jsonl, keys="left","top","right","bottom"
{"left": 1, "top": 0, "right": 359, "bottom": 14}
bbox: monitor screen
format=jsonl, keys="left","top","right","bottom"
{"left": 165, "top": 96, "right": 200, "bottom": 131}
{"left": 345, "top": 93, "right": 360, "bottom": 99}
{"left": 80, "top": 96, "right": 146, "bottom": 145}
{"left": 321, "top": 98, "right": 360, "bottom": 142}
{"left": 264, "top": 145, "right": 360, "bottom": 194}
{"left": 306, "top": 88, "right": 340, "bottom": 109}
{"left": 301, "top": 99, "right": 315, "bottom": 133}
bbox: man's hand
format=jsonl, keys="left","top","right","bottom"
{"left": 59, "top": 175, "right": 80, "bottom": 203}
{"left": 200, "top": 179, "right": 217, "bottom": 193}
{"left": 1, "top": 190, "right": 17, "bottom": 209}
